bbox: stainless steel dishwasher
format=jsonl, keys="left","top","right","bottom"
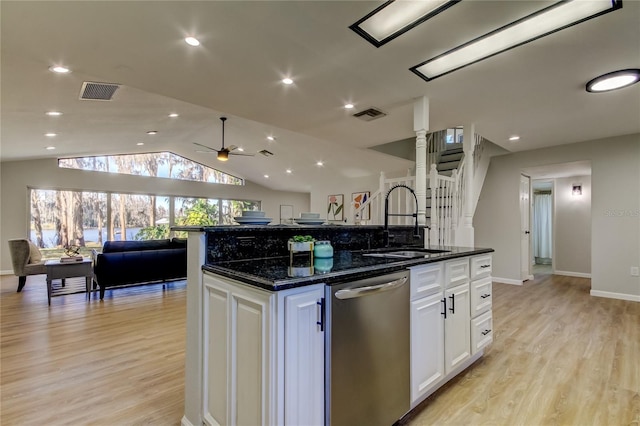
{"left": 325, "top": 270, "right": 410, "bottom": 426}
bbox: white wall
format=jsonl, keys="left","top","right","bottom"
{"left": 309, "top": 174, "right": 380, "bottom": 224}
{"left": 554, "top": 175, "right": 591, "bottom": 276}
{"left": 0, "top": 158, "right": 309, "bottom": 271}
{"left": 475, "top": 133, "right": 640, "bottom": 299}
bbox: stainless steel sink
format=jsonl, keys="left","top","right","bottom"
{"left": 362, "top": 249, "right": 450, "bottom": 259}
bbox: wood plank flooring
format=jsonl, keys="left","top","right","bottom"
{"left": 1, "top": 272, "right": 638, "bottom": 425}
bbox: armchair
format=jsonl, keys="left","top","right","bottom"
{"left": 7, "top": 239, "right": 47, "bottom": 292}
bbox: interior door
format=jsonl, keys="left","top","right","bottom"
{"left": 520, "top": 174, "right": 531, "bottom": 281}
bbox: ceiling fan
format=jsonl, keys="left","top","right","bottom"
{"left": 194, "top": 117, "right": 255, "bottom": 162}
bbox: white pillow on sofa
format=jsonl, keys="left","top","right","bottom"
{"left": 28, "top": 241, "right": 43, "bottom": 264}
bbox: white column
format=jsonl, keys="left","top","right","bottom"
{"left": 459, "top": 124, "right": 476, "bottom": 246}
{"left": 414, "top": 97, "right": 429, "bottom": 228}
{"left": 183, "top": 231, "right": 206, "bottom": 426}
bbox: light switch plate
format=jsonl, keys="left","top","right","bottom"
{"left": 631, "top": 266, "right": 640, "bottom": 277}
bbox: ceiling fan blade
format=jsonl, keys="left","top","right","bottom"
{"left": 193, "top": 142, "right": 220, "bottom": 152}
{"left": 196, "top": 150, "right": 218, "bottom": 154}
{"left": 227, "top": 145, "right": 238, "bottom": 152}
{"left": 229, "top": 152, "right": 255, "bottom": 157}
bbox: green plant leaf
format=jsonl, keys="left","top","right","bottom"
{"left": 335, "top": 205, "right": 343, "bottom": 215}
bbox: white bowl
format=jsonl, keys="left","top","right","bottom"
{"left": 242, "top": 210, "right": 266, "bottom": 218}
{"left": 300, "top": 212, "right": 320, "bottom": 219}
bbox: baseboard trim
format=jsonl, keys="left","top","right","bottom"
{"left": 181, "top": 415, "right": 195, "bottom": 426}
{"left": 590, "top": 290, "right": 640, "bottom": 302}
{"left": 492, "top": 277, "right": 523, "bottom": 285}
{"left": 555, "top": 270, "right": 591, "bottom": 279}
{"left": 0, "top": 269, "right": 14, "bottom": 276}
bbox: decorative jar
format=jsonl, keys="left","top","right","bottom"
{"left": 313, "top": 240, "right": 333, "bottom": 258}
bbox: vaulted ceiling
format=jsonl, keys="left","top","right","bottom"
{"left": 2, "top": 1, "right": 639, "bottom": 192}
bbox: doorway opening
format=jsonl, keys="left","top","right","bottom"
{"left": 532, "top": 180, "right": 553, "bottom": 277}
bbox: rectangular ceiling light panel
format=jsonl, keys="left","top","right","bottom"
{"left": 411, "top": 0, "right": 622, "bottom": 81}
{"left": 350, "top": 0, "right": 461, "bottom": 47}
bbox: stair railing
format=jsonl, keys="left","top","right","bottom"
{"left": 426, "top": 130, "right": 447, "bottom": 171}
{"left": 353, "top": 172, "right": 416, "bottom": 225}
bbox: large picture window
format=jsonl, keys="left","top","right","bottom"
{"left": 58, "top": 152, "right": 243, "bottom": 185}
{"left": 29, "top": 188, "right": 259, "bottom": 256}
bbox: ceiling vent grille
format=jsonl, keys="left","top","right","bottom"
{"left": 79, "top": 82, "right": 120, "bottom": 101}
{"left": 353, "top": 107, "right": 387, "bottom": 122}
{"left": 258, "top": 149, "right": 274, "bottom": 157}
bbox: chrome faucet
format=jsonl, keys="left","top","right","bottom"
{"left": 384, "top": 184, "right": 420, "bottom": 247}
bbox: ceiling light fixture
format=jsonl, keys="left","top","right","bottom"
{"left": 264, "top": 174, "right": 269, "bottom": 178}
{"left": 237, "top": 147, "right": 245, "bottom": 152}
{"left": 137, "top": 142, "right": 145, "bottom": 146}
{"left": 411, "top": 0, "right": 622, "bottom": 81}
{"left": 185, "top": 37, "right": 200, "bottom": 47}
{"left": 316, "top": 161, "right": 324, "bottom": 167}
{"left": 509, "top": 135, "right": 520, "bottom": 141}
{"left": 46, "top": 146, "right": 56, "bottom": 150}
{"left": 267, "top": 136, "right": 275, "bottom": 141}
{"left": 344, "top": 103, "right": 354, "bottom": 109}
{"left": 350, "top": 0, "right": 460, "bottom": 47}
{"left": 168, "top": 113, "right": 179, "bottom": 118}
{"left": 586, "top": 69, "right": 640, "bottom": 92}
{"left": 45, "top": 133, "right": 57, "bottom": 137}
{"left": 147, "top": 130, "right": 158, "bottom": 135}
{"left": 218, "top": 151, "right": 229, "bottom": 162}
{"left": 46, "top": 111, "right": 63, "bottom": 116}
{"left": 286, "top": 169, "right": 292, "bottom": 174}
{"left": 49, "top": 65, "right": 70, "bottom": 74}
{"left": 282, "top": 78, "right": 294, "bottom": 85}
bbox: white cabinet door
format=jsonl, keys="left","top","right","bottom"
{"left": 202, "top": 274, "right": 274, "bottom": 426}
{"left": 410, "top": 291, "right": 445, "bottom": 406}
{"left": 444, "top": 283, "right": 470, "bottom": 375}
{"left": 284, "top": 285, "right": 325, "bottom": 426}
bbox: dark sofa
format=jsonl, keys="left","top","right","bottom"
{"left": 93, "top": 238, "right": 187, "bottom": 299}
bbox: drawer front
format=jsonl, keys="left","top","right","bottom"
{"left": 409, "top": 263, "right": 443, "bottom": 301}
{"left": 470, "top": 254, "right": 492, "bottom": 280}
{"left": 444, "top": 259, "right": 469, "bottom": 288}
{"left": 470, "top": 276, "right": 492, "bottom": 317}
{"left": 471, "top": 311, "right": 493, "bottom": 355}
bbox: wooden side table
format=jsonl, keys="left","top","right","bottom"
{"left": 45, "top": 259, "right": 93, "bottom": 305}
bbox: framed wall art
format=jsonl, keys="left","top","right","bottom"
{"left": 352, "top": 191, "right": 370, "bottom": 221}
{"left": 327, "top": 194, "right": 344, "bottom": 221}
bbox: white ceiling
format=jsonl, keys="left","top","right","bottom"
{"left": 1, "top": 1, "right": 639, "bottom": 192}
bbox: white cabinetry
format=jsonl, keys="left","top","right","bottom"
{"left": 443, "top": 282, "right": 470, "bottom": 374}
{"left": 409, "top": 263, "right": 444, "bottom": 405}
{"left": 202, "top": 272, "right": 324, "bottom": 426}
{"left": 469, "top": 254, "right": 493, "bottom": 355}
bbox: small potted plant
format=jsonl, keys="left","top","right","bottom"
{"left": 288, "top": 235, "right": 315, "bottom": 252}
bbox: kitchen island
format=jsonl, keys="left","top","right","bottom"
{"left": 177, "top": 225, "right": 494, "bottom": 426}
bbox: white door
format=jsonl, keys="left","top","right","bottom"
{"left": 444, "top": 283, "right": 470, "bottom": 375}
{"left": 520, "top": 174, "right": 532, "bottom": 281}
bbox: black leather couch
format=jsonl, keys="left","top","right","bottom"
{"left": 93, "top": 238, "right": 187, "bottom": 299}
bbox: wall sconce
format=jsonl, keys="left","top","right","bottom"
{"left": 572, "top": 184, "right": 582, "bottom": 196}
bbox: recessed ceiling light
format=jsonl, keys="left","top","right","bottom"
{"left": 316, "top": 161, "right": 324, "bottom": 167}
{"left": 586, "top": 69, "right": 640, "bottom": 92}
{"left": 46, "top": 146, "right": 56, "bottom": 150}
{"left": 185, "top": 37, "right": 200, "bottom": 47}
{"left": 137, "top": 142, "right": 145, "bottom": 146}
{"left": 267, "top": 136, "right": 275, "bottom": 141}
{"left": 264, "top": 174, "right": 269, "bottom": 178}
{"left": 45, "top": 133, "right": 57, "bottom": 137}
{"left": 237, "top": 147, "right": 244, "bottom": 152}
{"left": 282, "top": 78, "right": 294, "bottom": 85}
{"left": 49, "top": 65, "right": 70, "bottom": 74}
{"left": 509, "top": 135, "right": 520, "bottom": 141}
{"left": 168, "top": 113, "right": 179, "bottom": 118}
{"left": 411, "top": 0, "right": 622, "bottom": 81}
{"left": 147, "top": 131, "right": 158, "bottom": 135}
{"left": 46, "top": 111, "right": 63, "bottom": 116}
{"left": 286, "top": 169, "right": 292, "bottom": 174}
{"left": 344, "top": 104, "right": 354, "bottom": 109}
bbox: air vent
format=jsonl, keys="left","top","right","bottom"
{"left": 79, "top": 82, "right": 120, "bottom": 101}
{"left": 353, "top": 107, "right": 387, "bottom": 122}
{"left": 258, "top": 149, "right": 274, "bottom": 157}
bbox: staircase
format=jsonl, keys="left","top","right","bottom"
{"left": 353, "top": 130, "right": 494, "bottom": 247}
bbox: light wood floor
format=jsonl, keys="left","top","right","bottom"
{"left": 1, "top": 272, "right": 638, "bottom": 425}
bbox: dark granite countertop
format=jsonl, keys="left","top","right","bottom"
{"left": 203, "top": 246, "right": 494, "bottom": 291}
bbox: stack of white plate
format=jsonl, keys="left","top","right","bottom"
{"left": 234, "top": 210, "right": 272, "bottom": 225}
{"left": 294, "top": 212, "right": 325, "bottom": 225}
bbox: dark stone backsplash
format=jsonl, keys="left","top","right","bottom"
{"left": 204, "top": 225, "right": 425, "bottom": 263}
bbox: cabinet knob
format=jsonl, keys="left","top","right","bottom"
{"left": 480, "top": 293, "right": 491, "bottom": 299}
{"left": 481, "top": 329, "right": 491, "bottom": 336}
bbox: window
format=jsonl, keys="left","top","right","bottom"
{"left": 58, "top": 152, "right": 243, "bottom": 185}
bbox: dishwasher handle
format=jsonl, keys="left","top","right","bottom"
{"left": 335, "top": 276, "right": 408, "bottom": 300}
